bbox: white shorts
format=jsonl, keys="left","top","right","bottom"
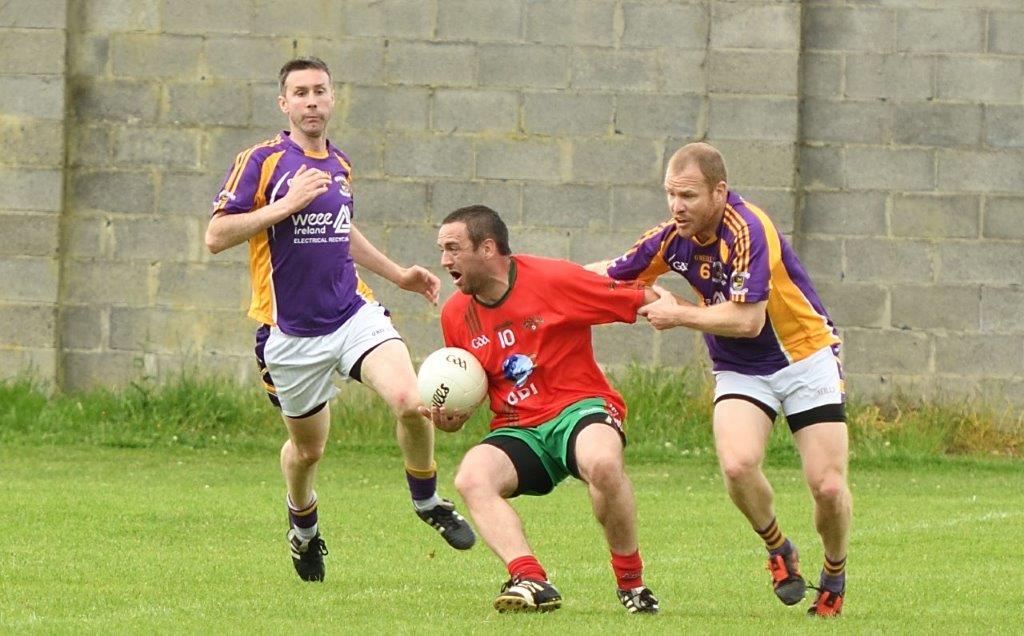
{"left": 713, "top": 346, "right": 845, "bottom": 431}
{"left": 261, "top": 303, "right": 402, "bottom": 417}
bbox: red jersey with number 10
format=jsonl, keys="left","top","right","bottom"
{"left": 439, "top": 254, "right": 647, "bottom": 430}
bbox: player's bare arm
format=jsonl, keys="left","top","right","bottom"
{"left": 205, "top": 164, "right": 331, "bottom": 254}
{"left": 349, "top": 225, "right": 441, "bottom": 305}
{"left": 641, "top": 285, "right": 660, "bottom": 305}
{"left": 416, "top": 404, "right": 472, "bottom": 433}
{"left": 639, "top": 284, "right": 766, "bottom": 337}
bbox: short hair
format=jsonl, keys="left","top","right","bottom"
{"left": 278, "top": 57, "right": 332, "bottom": 94}
{"left": 442, "top": 205, "right": 512, "bottom": 256}
{"left": 666, "top": 142, "right": 728, "bottom": 191}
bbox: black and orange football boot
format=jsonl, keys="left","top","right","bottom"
{"left": 767, "top": 547, "right": 806, "bottom": 605}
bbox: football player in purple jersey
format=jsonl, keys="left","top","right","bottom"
{"left": 589, "top": 143, "right": 851, "bottom": 617}
{"left": 205, "top": 57, "right": 474, "bottom": 582}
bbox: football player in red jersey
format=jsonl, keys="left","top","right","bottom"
{"left": 419, "top": 205, "right": 659, "bottom": 615}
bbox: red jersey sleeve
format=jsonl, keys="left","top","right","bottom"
{"left": 547, "top": 259, "right": 647, "bottom": 325}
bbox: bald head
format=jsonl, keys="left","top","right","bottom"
{"left": 666, "top": 142, "right": 728, "bottom": 192}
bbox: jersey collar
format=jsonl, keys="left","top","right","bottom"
{"left": 474, "top": 257, "right": 517, "bottom": 308}
{"left": 282, "top": 130, "right": 331, "bottom": 159}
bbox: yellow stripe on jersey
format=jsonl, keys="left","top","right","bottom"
{"left": 253, "top": 150, "right": 285, "bottom": 208}
{"left": 245, "top": 149, "right": 286, "bottom": 326}
{"left": 619, "top": 221, "right": 675, "bottom": 286}
{"left": 725, "top": 207, "right": 750, "bottom": 275}
{"left": 724, "top": 207, "right": 751, "bottom": 302}
{"left": 335, "top": 152, "right": 352, "bottom": 175}
{"left": 355, "top": 273, "right": 377, "bottom": 303}
{"left": 218, "top": 135, "right": 282, "bottom": 211}
{"left": 745, "top": 203, "right": 839, "bottom": 363}
{"left": 247, "top": 230, "right": 274, "bottom": 325}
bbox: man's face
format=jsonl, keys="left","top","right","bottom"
{"left": 437, "top": 222, "right": 488, "bottom": 296}
{"left": 278, "top": 68, "right": 334, "bottom": 138}
{"left": 664, "top": 163, "right": 727, "bottom": 241}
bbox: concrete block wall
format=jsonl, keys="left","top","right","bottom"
{"left": 800, "top": 0, "right": 1024, "bottom": 403}
{"left": 0, "top": 0, "right": 68, "bottom": 384}
{"left": 1, "top": 0, "right": 1021, "bottom": 405}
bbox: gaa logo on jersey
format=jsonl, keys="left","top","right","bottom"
{"left": 502, "top": 353, "right": 535, "bottom": 388}
{"left": 712, "top": 261, "right": 727, "bottom": 285}
{"left": 335, "top": 174, "right": 352, "bottom": 197}
{"left": 730, "top": 270, "right": 750, "bottom": 294}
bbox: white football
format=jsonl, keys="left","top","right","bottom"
{"left": 417, "top": 347, "right": 488, "bottom": 412}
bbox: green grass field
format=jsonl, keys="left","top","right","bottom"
{"left": 2, "top": 442, "right": 1021, "bottom": 633}
{"left": 2, "top": 372, "right": 1022, "bottom": 633}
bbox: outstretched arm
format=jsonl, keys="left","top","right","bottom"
{"left": 639, "top": 285, "right": 766, "bottom": 337}
{"left": 349, "top": 224, "right": 440, "bottom": 305}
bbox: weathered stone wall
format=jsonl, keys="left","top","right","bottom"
{"left": 799, "top": 0, "right": 1024, "bottom": 402}
{"left": 0, "top": 0, "right": 67, "bottom": 384}
{"left": 1, "top": 0, "right": 1021, "bottom": 404}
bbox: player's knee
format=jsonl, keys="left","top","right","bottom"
{"left": 809, "top": 472, "right": 847, "bottom": 505}
{"left": 292, "top": 442, "right": 326, "bottom": 466}
{"left": 719, "top": 454, "right": 761, "bottom": 483}
{"left": 454, "top": 465, "right": 489, "bottom": 501}
{"left": 389, "top": 388, "right": 423, "bottom": 423}
{"left": 580, "top": 454, "right": 624, "bottom": 491}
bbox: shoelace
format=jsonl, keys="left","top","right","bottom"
{"left": 620, "top": 588, "right": 658, "bottom": 611}
{"left": 502, "top": 577, "right": 544, "bottom": 594}
{"left": 806, "top": 583, "right": 843, "bottom": 594}
{"left": 806, "top": 582, "right": 844, "bottom": 605}
{"left": 427, "top": 508, "right": 463, "bottom": 528}
{"left": 308, "top": 538, "right": 329, "bottom": 556}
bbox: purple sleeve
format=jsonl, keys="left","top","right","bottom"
{"left": 605, "top": 223, "right": 673, "bottom": 286}
{"left": 211, "top": 151, "right": 263, "bottom": 215}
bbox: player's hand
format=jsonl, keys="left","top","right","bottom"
{"left": 638, "top": 284, "right": 683, "bottom": 330}
{"left": 281, "top": 164, "right": 331, "bottom": 213}
{"left": 417, "top": 404, "right": 471, "bottom": 433}
{"left": 398, "top": 265, "right": 441, "bottom": 305}
{"left": 583, "top": 260, "right": 611, "bottom": 276}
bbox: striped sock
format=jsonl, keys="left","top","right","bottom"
{"left": 406, "top": 461, "right": 438, "bottom": 502}
{"left": 287, "top": 492, "right": 318, "bottom": 541}
{"left": 821, "top": 555, "right": 847, "bottom": 593}
{"left": 756, "top": 517, "right": 789, "bottom": 554}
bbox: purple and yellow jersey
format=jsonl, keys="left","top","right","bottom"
{"left": 606, "top": 191, "right": 840, "bottom": 375}
{"left": 212, "top": 131, "right": 374, "bottom": 337}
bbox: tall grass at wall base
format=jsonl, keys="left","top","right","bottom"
{"left": 1, "top": 367, "right": 1021, "bottom": 465}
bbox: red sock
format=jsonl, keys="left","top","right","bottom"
{"left": 508, "top": 555, "right": 547, "bottom": 582}
{"left": 611, "top": 549, "right": 645, "bottom": 590}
